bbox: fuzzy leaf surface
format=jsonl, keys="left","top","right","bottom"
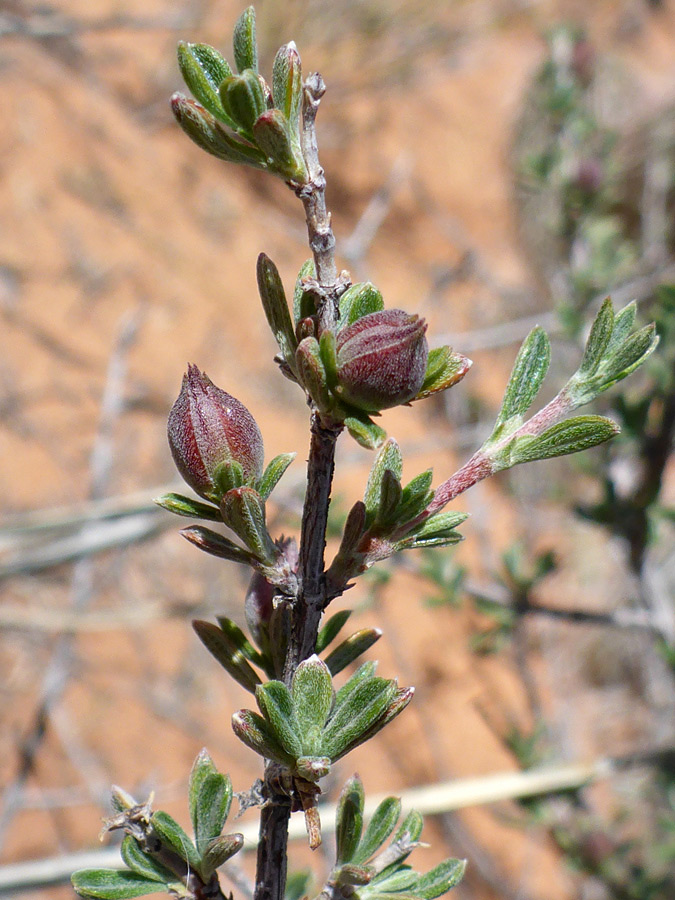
{"left": 72, "top": 870, "right": 169, "bottom": 900}
{"left": 336, "top": 775, "right": 365, "bottom": 865}
{"left": 232, "top": 6, "right": 258, "bottom": 73}
{"left": 119, "top": 837, "right": 174, "bottom": 884}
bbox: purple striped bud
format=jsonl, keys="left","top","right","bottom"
{"left": 168, "top": 365, "right": 264, "bottom": 501}
{"left": 335, "top": 309, "right": 428, "bottom": 412}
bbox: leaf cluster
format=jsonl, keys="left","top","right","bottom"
{"left": 328, "top": 439, "right": 467, "bottom": 590}
{"left": 326, "top": 775, "right": 465, "bottom": 900}
{"left": 173, "top": 7, "right": 307, "bottom": 181}
{"left": 193, "top": 603, "right": 382, "bottom": 690}
{"left": 72, "top": 752, "right": 242, "bottom": 899}
{"left": 232, "top": 657, "right": 412, "bottom": 783}
{"left": 483, "top": 299, "right": 658, "bottom": 472}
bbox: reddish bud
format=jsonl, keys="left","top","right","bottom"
{"left": 168, "top": 365, "right": 264, "bottom": 501}
{"left": 335, "top": 309, "right": 428, "bottom": 412}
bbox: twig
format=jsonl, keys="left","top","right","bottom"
{"left": 0, "top": 512, "right": 166, "bottom": 579}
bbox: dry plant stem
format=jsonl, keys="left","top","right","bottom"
{"left": 256, "top": 74, "right": 343, "bottom": 900}
{"left": 296, "top": 73, "right": 340, "bottom": 333}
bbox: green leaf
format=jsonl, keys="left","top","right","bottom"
{"left": 364, "top": 439, "right": 403, "bottom": 524}
{"left": 213, "top": 459, "right": 244, "bottom": 495}
{"left": 492, "top": 327, "right": 551, "bottom": 435}
{"left": 256, "top": 681, "right": 303, "bottom": 757}
{"left": 338, "top": 283, "right": 384, "bottom": 328}
{"left": 395, "top": 809, "right": 424, "bottom": 847}
{"left": 319, "top": 329, "right": 339, "bottom": 390}
{"left": 256, "top": 253, "right": 298, "bottom": 369}
{"left": 272, "top": 42, "right": 303, "bottom": 131}
{"left": 345, "top": 414, "right": 387, "bottom": 450}
{"left": 193, "top": 772, "right": 233, "bottom": 854}
{"left": 578, "top": 297, "right": 614, "bottom": 376}
{"left": 316, "top": 609, "right": 353, "bottom": 653}
{"left": 407, "top": 511, "right": 468, "bottom": 542}
{"left": 216, "top": 616, "right": 266, "bottom": 667}
{"left": 201, "top": 833, "right": 244, "bottom": 877}
{"left": 503, "top": 415, "right": 619, "bottom": 468}
{"left": 253, "top": 110, "right": 306, "bottom": 180}
{"left": 120, "top": 837, "right": 174, "bottom": 883}
{"left": 153, "top": 492, "right": 222, "bottom": 522}
{"left": 193, "top": 620, "right": 262, "bottom": 692}
{"left": 257, "top": 452, "right": 296, "bottom": 501}
{"left": 344, "top": 687, "right": 413, "bottom": 755}
{"left": 369, "top": 869, "right": 419, "bottom": 892}
{"left": 177, "top": 42, "right": 234, "bottom": 125}
{"left": 232, "top": 6, "right": 258, "bottom": 73}
{"left": 220, "top": 487, "right": 277, "bottom": 564}
{"left": 150, "top": 811, "right": 201, "bottom": 875}
{"left": 597, "top": 324, "right": 658, "bottom": 389}
{"left": 323, "top": 677, "right": 397, "bottom": 759}
{"left": 606, "top": 301, "right": 636, "bottom": 352}
{"left": 220, "top": 71, "right": 266, "bottom": 140}
{"left": 334, "top": 661, "right": 377, "bottom": 707}
{"left": 336, "top": 775, "right": 365, "bottom": 865}
{"left": 353, "top": 797, "right": 402, "bottom": 864}
{"left": 293, "top": 259, "right": 317, "bottom": 324}
{"left": 171, "top": 94, "right": 267, "bottom": 168}
{"left": 181, "top": 526, "right": 256, "bottom": 565}
{"left": 376, "top": 468, "right": 403, "bottom": 528}
{"left": 415, "top": 347, "right": 471, "bottom": 400}
{"left": 324, "top": 629, "right": 382, "bottom": 675}
{"left": 231, "top": 709, "right": 295, "bottom": 765}
{"left": 72, "top": 870, "right": 169, "bottom": 899}
{"left": 291, "top": 656, "right": 334, "bottom": 753}
{"left": 296, "top": 336, "right": 331, "bottom": 411}
{"left": 415, "top": 858, "right": 466, "bottom": 898}
{"left": 188, "top": 748, "right": 217, "bottom": 835}
{"left": 396, "top": 471, "right": 433, "bottom": 523}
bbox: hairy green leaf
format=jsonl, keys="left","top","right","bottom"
{"left": 192, "top": 620, "right": 261, "bottom": 692}
{"left": 324, "top": 629, "right": 382, "bottom": 675}
{"left": 336, "top": 775, "right": 365, "bottom": 865}
{"left": 492, "top": 326, "right": 551, "bottom": 434}
{"left": 119, "top": 837, "right": 174, "bottom": 884}
{"left": 232, "top": 6, "right": 258, "bottom": 73}
{"left": 338, "top": 283, "right": 385, "bottom": 328}
{"left": 256, "top": 681, "right": 303, "bottom": 757}
{"left": 353, "top": 797, "right": 402, "bottom": 864}
{"left": 150, "top": 811, "right": 201, "bottom": 875}
{"left": 72, "top": 870, "right": 169, "bottom": 900}
{"left": 153, "top": 492, "right": 222, "bottom": 522}
{"left": 292, "top": 655, "right": 334, "bottom": 753}
{"left": 345, "top": 414, "right": 387, "bottom": 450}
{"left": 177, "top": 42, "right": 234, "bottom": 125}
{"left": 316, "top": 609, "right": 353, "bottom": 653}
{"left": 415, "top": 858, "right": 466, "bottom": 898}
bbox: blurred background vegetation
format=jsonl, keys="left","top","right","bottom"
{"left": 1, "top": 1, "right": 674, "bottom": 899}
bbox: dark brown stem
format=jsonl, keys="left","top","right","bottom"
{"left": 255, "top": 72, "right": 344, "bottom": 900}
{"left": 287, "top": 412, "right": 342, "bottom": 679}
{"left": 253, "top": 764, "right": 293, "bottom": 900}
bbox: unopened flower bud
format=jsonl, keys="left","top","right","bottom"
{"left": 168, "top": 365, "right": 264, "bottom": 501}
{"left": 335, "top": 309, "right": 428, "bottom": 412}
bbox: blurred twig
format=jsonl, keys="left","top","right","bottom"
{"left": 0, "top": 311, "right": 140, "bottom": 850}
